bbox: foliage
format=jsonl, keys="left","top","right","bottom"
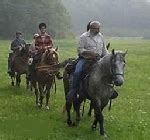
{"left": 0, "top": 0, "right": 71, "bottom": 39}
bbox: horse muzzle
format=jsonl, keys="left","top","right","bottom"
{"left": 113, "top": 75, "right": 124, "bottom": 86}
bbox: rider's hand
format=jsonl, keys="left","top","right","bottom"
{"left": 95, "top": 54, "right": 101, "bottom": 60}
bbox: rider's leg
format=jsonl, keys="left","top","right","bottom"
{"left": 66, "top": 58, "right": 86, "bottom": 103}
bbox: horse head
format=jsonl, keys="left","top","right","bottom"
{"left": 19, "top": 43, "right": 31, "bottom": 56}
{"left": 45, "top": 48, "right": 59, "bottom": 65}
{"left": 110, "top": 49, "right": 127, "bottom": 86}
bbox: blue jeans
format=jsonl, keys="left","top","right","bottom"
{"left": 71, "top": 58, "right": 86, "bottom": 89}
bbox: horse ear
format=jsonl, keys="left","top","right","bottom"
{"left": 55, "top": 46, "right": 58, "bottom": 51}
{"left": 112, "top": 49, "right": 115, "bottom": 55}
{"left": 123, "top": 50, "right": 128, "bottom": 57}
{"left": 106, "top": 42, "right": 110, "bottom": 50}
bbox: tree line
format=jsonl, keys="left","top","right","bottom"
{"left": 0, "top": 0, "right": 71, "bottom": 39}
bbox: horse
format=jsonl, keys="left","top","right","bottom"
{"left": 63, "top": 43, "right": 111, "bottom": 115}
{"left": 31, "top": 48, "right": 60, "bottom": 110}
{"left": 9, "top": 44, "right": 31, "bottom": 87}
{"left": 64, "top": 49, "right": 127, "bottom": 137}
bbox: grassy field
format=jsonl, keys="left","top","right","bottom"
{"left": 0, "top": 39, "right": 150, "bottom": 140}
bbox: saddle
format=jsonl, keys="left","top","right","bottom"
{"left": 36, "top": 63, "right": 58, "bottom": 74}
{"left": 65, "top": 58, "right": 96, "bottom": 79}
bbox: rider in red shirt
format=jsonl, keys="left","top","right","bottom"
{"left": 29, "top": 23, "right": 62, "bottom": 79}
{"left": 35, "top": 23, "right": 53, "bottom": 52}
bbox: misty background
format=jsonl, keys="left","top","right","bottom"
{"left": 0, "top": 0, "right": 150, "bottom": 39}
{"left": 62, "top": 0, "right": 150, "bottom": 38}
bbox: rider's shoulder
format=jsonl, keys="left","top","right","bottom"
{"left": 80, "top": 31, "right": 89, "bottom": 39}
{"left": 45, "top": 34, "right": 52, "bottom": 38}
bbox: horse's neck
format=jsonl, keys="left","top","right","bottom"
{"left": 99, "top": 55, "right": 111, "bottom": 76}
{"left": 90, "top": 55, "right": 111, "bottom": 84}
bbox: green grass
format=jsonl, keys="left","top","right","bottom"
{"left": 0, "top": 39, "right": 150, "bottom": 140}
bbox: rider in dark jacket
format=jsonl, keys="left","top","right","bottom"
{"left": 7, "top": 31, "right": 26, "bottom": 74}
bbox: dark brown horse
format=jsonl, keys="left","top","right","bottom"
{"left": 31, "top": 48, "right": 59, "bottom": 110}
{"left": 9, "top": 44, "right": 31, "bottom": 87}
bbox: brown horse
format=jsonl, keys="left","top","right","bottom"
{"left": 9, "top": 44, "right": 31, "bottom": 87}
{"left": 31, "top": 48, "right": 60, "bottom": 109}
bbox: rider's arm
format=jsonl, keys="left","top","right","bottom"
{"left": 78, "top": 35, "right": 98, "bottom": 58}
{"left": 11, "top": 41, "right": 19, "bottom": 51}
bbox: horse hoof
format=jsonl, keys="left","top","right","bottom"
{"left": 67, "top": 120, "right": 73, "bottom": 127}
{"left": 37, "top": 103, "right": 40, "bottom": 106}
{"left": 45, "top": 106, "right": 50, "bottom": 110}
{"left": 102, "top": 133, "right": 108, "bottom": 140}
{"left": 91, "top": 125, "right": 97, "bottom": 131}
{"left": 37, "top": 103, "right": 42, "bottom": 108}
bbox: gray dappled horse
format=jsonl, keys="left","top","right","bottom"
{"left": 65, "top": 49, "right": 127, "bottom": 137}
{"left": 31, "top": 48, "right": 59, "bottom": 110}
{"left": 9, "top": 44, "right": 31, "bottom": 87}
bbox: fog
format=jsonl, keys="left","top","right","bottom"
{"left": 62, "top": 0, "right": 150, "bottom": 37}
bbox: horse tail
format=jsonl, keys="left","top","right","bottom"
{"left": 108, "top": 99, "right": 112, "bottom": 111}
{"left": 82, "top": 99, "right": 86, "bottom": 116}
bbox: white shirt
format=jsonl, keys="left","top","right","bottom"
{"left": 78, "top": 31, "right": 108, "bottom": 57}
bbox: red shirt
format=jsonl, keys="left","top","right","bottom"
{"left": 35, "top": 33, "right": 53, "bottom": 51}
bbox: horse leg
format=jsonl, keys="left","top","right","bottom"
{"left": 45, "top": 88, "right": 50, "bottom": 110}
{"left": 88, "top": 101, "right": 93, "bottom": 116}
{"left": 26, "top": 74, "right": 29, "bottom": 89}
{"left": 11, "top": 75, "right": 15, "bottom": 86}
{"left": 34, "top": 82, "right": 38, "bottom": 105}
{"left": 72, "top": 100, "right": 80, "bottom": 126}
{"left": 91, "top": 101, "right": 98, "bottom": 131}
{"left": 33, "top": 81, "right": 39, "bottom": 106}
{"left": 66, "top": 99, "right": 73, "bottom": 126}
{"left": 45, "top": 80, "right": 53, "bottom": 110}
{"left": 39, "top": 85, "right": 44, "bottom": 108}
{"left": 92, "top": 100, "right": 106, "bottom": 136}
{"left": 73, "top": 96, "right": 83, "bottom": 125}
{"left": 16, "top": 74, "right": 21, "bottom": 87}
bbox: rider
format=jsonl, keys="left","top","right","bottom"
{"left": 29, "top": 33, "right": 39, "bottom": 56}
{"left": 66, "top": 21, "right": 108, "bottom": 102}
{"left": 29, "top": 23, "right": 62, "bottom": 79}
{"left": 7, "top": 31, "right": 26, "bottom": 74}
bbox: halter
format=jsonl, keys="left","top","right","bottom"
{"left": 110, "top": 54, "right": 125, "bottom": 78}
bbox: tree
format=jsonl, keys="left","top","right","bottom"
{"left": 0, "top": 0, "right": 71, "bottom": 39}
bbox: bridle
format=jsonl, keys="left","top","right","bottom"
{"left": 110, "top": 54, "right": 125, "bottom": 78}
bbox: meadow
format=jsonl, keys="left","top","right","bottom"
{"left": 0, "top": 38, "right": 150, "bottom": 140}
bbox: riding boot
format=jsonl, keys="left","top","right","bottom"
{"left": 110, "top": 90, "right": 118, "bottom": 99}
{"left": 56, "top": 71, "right": 63, "bottom": 79}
